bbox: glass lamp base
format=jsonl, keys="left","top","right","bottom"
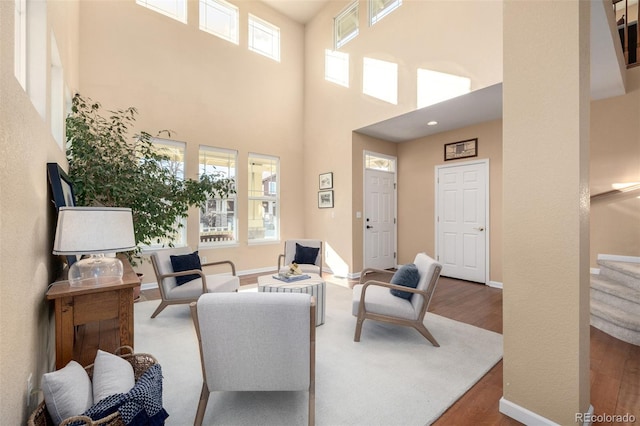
{"left": 69, "top": 254, "right": 123, "bottom": 286}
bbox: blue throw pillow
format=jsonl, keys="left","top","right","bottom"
{"left": 389, "top": 263, "right": 421, "bottom": 300}
{"left": 294, "top": 243, "right": 320, "bottom": 265}
{"left": 170, "top": 251, "right": 202, "bottom": 286}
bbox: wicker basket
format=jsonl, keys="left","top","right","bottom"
{"left": 27, "top": 347, "right": 158, "bottom": 426}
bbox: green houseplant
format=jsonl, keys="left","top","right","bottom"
{"left": 65, "top": 94, "right": 235, "bottom": 262}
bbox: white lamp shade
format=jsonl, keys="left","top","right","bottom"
{"left": 53, "top": 207, "right": 136, "bottom": 255}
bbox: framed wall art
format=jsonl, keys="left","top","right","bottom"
{"left": 319, "top": 172, "right": 333, "bottom": 189}
{"left": 318, "top": 190, "right": 334, "bottom": 208}
{"left": 444, "top": 138, "right": 478, "bottom": 161}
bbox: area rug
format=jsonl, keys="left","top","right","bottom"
{"left": 134, "top": 282, "right": 503, "bottom": 425}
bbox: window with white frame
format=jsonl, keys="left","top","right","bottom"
{"left": 27, "top": 0, "right": 47, "bottom": 120}
{"left": 136, "top": 0, "right": 187, "bottom": 23}
{"left": 363, "top": 57, "right": 398, "bottom": 104}
{"left": 417, "top": 69, "right": 471, "bottom": 109}
{"left": 199, "top": 0, "right": 238, "bottom": 44}
{"left": 14, "top": 0, "right": 27, "bottom": 90}
{"left": 248, "top": 14, "right": 280, "bottom": 62}
{"left": 365, "top": 152, "right": 396, "bottom": 172}
{"left": 325, "top": 49, "right": 349, "bottom": 87}
{"left": 334, "top": 1, "right": 359, "bottom": 49}
{"left": 148, "top": 138, "right": 187, "bottom": 246}
{"left": 199, "top": 146, "right": 237, "bottom": 246}
{"left": 248, "top": 154, "right": 279, "bottom": 242}
{"left": 50, "top": 33, "right": 64, "bottom": 148}
{"left": 369, "top": 0, "right": 402, "bottom": 26}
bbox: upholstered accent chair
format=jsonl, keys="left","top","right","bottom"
{"left": 148, "top": 247, "right": 239, "bottom": 318}
{"left": 352, "top": 253, "right": 442, "bottom": 346}
{"left": 277, "top": 239, "right": 323, "bottom": 276}
{"left": 190, "top": 292, "right": 316, "bottom": 426}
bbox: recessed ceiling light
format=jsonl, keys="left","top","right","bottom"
{"left": 427, "top": 121, "right": 438, "bottom": 126}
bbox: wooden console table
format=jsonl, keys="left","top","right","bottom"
{"left": 46, "top": 257, "right": 140, "bottom": 369}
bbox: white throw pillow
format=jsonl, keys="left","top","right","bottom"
{"left": 92, "top": 349, "right": 135, "bottom": 403}
{"left": 42, "top": 360, "right": 93, "bottom": 425}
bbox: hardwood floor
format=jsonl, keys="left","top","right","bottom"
{"left": 77, "top": 273, "right": 639, "bottom": 425}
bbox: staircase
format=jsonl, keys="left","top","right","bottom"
{"left": 590, "top": 257, "right": 640, "bottom": 346}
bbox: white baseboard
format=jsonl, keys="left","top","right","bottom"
{"left": 597, "top": 254, "right": 640, "bottom": 263}
{"left": 499, "top": 398, "right": 594, "bottom": 426}
{"left": 488, "top": 280, "right": 503, "bottom": 289}
{"left": 499, "top": 398, "right": 558, "bottom": 425}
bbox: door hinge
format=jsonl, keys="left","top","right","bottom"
{"left": 394, "top": 252, "right": 396, "bottom": 259}
{"left": 394, "top": 182, "right": 397, "bottom": 190}
{"left": 394, "top": 218, "right": 396, "bottom": 224}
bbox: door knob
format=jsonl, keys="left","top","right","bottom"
{"left": 366, "top": 225, "right": 373, "bottom": 229}
{"left": 473, "top": 226, "right": 485, "bottom": 231}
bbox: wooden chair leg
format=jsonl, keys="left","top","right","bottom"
{"left": 354, "top": 316, "right": 365, "bottom": 342}
{"left": 193, "top": 383, "right": 210, "bottom": 426}
{"left": 415, "top": 323, "right": 440, "bottom": 347}
{"left": 151, "top": 301, "right": 169, "bottom": 318}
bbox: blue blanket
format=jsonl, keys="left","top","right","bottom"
{"left": 72, "top": 364, "right": 169, "bottom": 426}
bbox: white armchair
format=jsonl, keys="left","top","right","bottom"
{"left": 277, "top": 239, "right": 323, "bottom": 276}
{"left": 190, "top": 292, "right": 316, "bottom": 426}
{"left": 352, "top": 253, "right": 442, "bottom": 346}
{"left": 148, "top": 247, "right": 239, "bottom": 318}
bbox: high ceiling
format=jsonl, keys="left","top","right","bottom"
{"left": 261, "top": 0, "right": 328, "bottom": 24}
{"left": 264, "top": 0, "right": 627, "bottom": 143}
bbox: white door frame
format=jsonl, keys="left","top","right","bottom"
{"left": 434, "top": 158, "right": 490, "bottom": 285}
{"left": 363, "top": 151, "right": 398, "bottom": 270}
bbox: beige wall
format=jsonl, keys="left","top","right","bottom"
{"left": 77, "top": 0, "right": 306, "bottom": 278}
{"left": 0, "top": 0, "right": 80, "bottom": 422}
{"left": 305, "top": 0, "right": 503, "bottom": 275}
{"left": 394, "top": 120, "right": 504, "bottom": 281}
{"left": 590, "top": 67, "right": 640, "bottom": 262}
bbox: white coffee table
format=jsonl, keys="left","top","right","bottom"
{"left": 257, "top": 273, "right": 326, "bottom": 326}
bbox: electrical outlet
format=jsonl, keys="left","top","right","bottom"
{"left": 26, "top": 373, "right": 33, "bottom": 410}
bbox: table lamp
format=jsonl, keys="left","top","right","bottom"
{"left": 53, "top": 207, "right": 136, "bottom": 286}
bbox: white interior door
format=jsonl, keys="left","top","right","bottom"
{"left": 365, "top": 168, "right": 396, "bottom": 270}
{"left": 436, "top": 160, "right": 488, "bottom": 283}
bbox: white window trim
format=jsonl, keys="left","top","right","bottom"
{"left": 369, "top": 0, "right": 402, "bottom": 26}
{"left": 198, "top": 145, "right": 239, "bottom": 249}
{"left": 248, "top": 153, "right": 279, "bottom": 244}
{"left": 14, "top": 0, "right": 27, "bottom": 90}
{"left": 199, "top": 0, "right": 239, "bottom": 44}
{"left": 136, "top": 0, "right": 187, "bottom": 24}
{"left": 248, "top": 14, "right": 280, "bottom": 62}
{"left": 334, "top": 1, "right": 359, "bottom": 49}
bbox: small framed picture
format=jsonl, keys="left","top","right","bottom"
{"left": 444, "top": 138, "right": 478, "bottom": 161}
{"left": 318, "top": 190, "right": 334, "bottom": 208}
{"left": 319, "top": 172, "right": 333, "bottom": 189}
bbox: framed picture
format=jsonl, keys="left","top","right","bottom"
{"left": 318, "top": 190, "right": 334, "bottom": 208}
{"left": 444, "top": 138, "right": 478, "bottom": 161}
{"left": 319, "top": 172, "right": 333, "bottom": 189}
{"left": 47, "top": 163, "right": 76, "bottom": 209}
{"left": 47, "top": 163, "right": 78, "bottom": 265}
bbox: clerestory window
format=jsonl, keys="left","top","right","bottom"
{"left": 248, "top": 14, "right": 280, "bottom": 62}
{"left": 369, "top": 0, "right": 402, "bottom": 26}
{"left": 199, "top": 0, "right": 239, "bottom": 44}
{"left": 136, "top": 0, "right": 187, "bottom": 23}
{"left": 334, "top": 1, "right": 359, "bottom": 49}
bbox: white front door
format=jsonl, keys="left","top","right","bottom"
{"left": 436, "top": 160, "right": 488, "bottom": 283}
{"left": 364, "top": 168, "right": 396, "bottom": 270}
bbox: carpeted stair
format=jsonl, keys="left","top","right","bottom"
{"left": 590, "top": 258, "right": 640, "bottom": 346}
